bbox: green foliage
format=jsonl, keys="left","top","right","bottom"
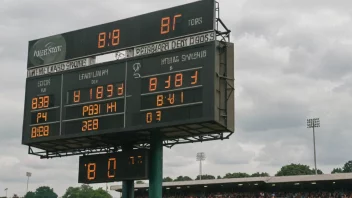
{"left": 24, "top": 186, "right": 57, "bottom": 198}
{"left": 275, "top": 163, "right": 323, "bottom": 176}
{"left": 332, "top": 168, "right": 344, "bottom": 174}
{"left": 217, "top": 175, "right": 222, "bottom": 179}
{"left": 163, "top": 177, "right": 173, "bottom": 182}
{"left": 62, "top": 184, "right": 112, "bottom": 198}
{"left": 135, "top": 180, "right": 145, "bottom": 184}
{"left": 223, "top": 172, "right": 250, "bottom": 178}
{"left": 195, "top": 174, "right": 215, "bottom": 180}
{"left": 251, "top": 172, "right": 270, "bottom": 177}
{"left": 174, "top": 176, "right": 193, "bottom": 181}
{"left": 342, "top": 160, "right": 352, "bottom": 172}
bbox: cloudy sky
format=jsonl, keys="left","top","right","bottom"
{"left": 1, "top": 0, "right": 352, "bottom": 197}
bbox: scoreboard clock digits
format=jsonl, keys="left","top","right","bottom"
{"left": 31, "top": 95, "right": 51, "bottom": 110}
{"left": 161, "top": 14, "right": 182, "bottom": 34}
{"left": 97, "top": 29, "right": 120, "bottom": 49}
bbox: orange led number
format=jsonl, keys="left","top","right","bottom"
{"left": 98, "top": 32, "right": 106, "bottom": 48}
{"left": 31, "top": 96, "right": 50, "bottom": 110}
{"left": 82, "top": 104, "right": 101, "bottom": 116}
{"left": 112, "top": 29, "right": 120, "bottom": 46}
{"left": 87, "top": 163, "right": 96, "bottom": 180}
{"left": 107, "top": 158, "right": 116, "bottom": 178}
{"left": 167, "top": 93, "right": 175, "bottom": 104}
{"left": 160, "top": 14, "right": 182, "bottom": 34}
{"left": 157, "top": 95, "right": 163, "bottom": 106}
{"left": 149, "top": 77, "right": 157, "bottom": 91}
{"left": 191, "top": 70, "right": 198, "bottom": 84}
{"left": 117, "top": 83, "right": 124, "bottom": 95}
{"left": 175, "top": 73, "right": 183, "bottom": 87}
{"left": 165, "top": 75, "right": 171, "bottom": 89}
{"left": 31, "top": 125, "right": 49, "bottom": 138}
{"left": 146, "top": 111, "right": 161, "bottom": 123}
{"left": 107, "top": 84, "right": 113, "bottom": 97}
{"left": 36, "top": 112, "right": 48, "bottom": 123}
{"left": 74, "top": 90, "right": 80, "bottom": 103}
{"left": 82, "top": 119, "right": 99, "bottom": 132}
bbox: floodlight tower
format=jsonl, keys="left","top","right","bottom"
{"left": 307, "top": 118, "right": 320, "bottom": 175}
{"left": 196, "top": 152, "right": 206, "bottom": 180}
{"left": 26, "top": 172, "right": 32, "bottom": 193}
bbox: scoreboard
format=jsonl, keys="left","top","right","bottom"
{"left": 22, "top": 0, "right": 234, "bottom": 155}
{"left": 23, "top": 39, "right": 216, "bottom": 144}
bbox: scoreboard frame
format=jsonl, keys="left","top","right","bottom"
{"left": 23, "top": 0, "right": 234, "bottom": 159}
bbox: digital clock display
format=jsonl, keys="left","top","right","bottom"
{"left": 78, "top": 149, "right": 149, "bottom": 183}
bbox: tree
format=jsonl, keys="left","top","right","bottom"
{"left": 251, "top": 172, "right": 270, "bottom": 177}
{"left": 275, "top": 163, "right": 323, "bottom": 176}
{"left": 342, "top": 160, "right": 352, "bottom": 173}
{"left": 136, "top": 180, "right": 145, "bottom": 184}
{"left": 12, "top": 195, "right": 19, "bottom": 198}
{"left": 332, "top": 168, "right": 343, "bottom": 174}
{"left": 163, "top": 177, "right": 173, "bottom": 182}
{"left": 62, "top": 184, "right": 112, "bottom": 198}
{"left": 24, "top": 191, "right": 35, "bottom": 198}
{"left": 217, "top": 175, "right": 222, "bottom": 179}
{"left": 35, "top": 186, "right": 58, "bottom": 198}
{"left": 223, "top": 172, "right": 250, "bottom": 179}
{"left": 195, "top": 174, "right": 215, "bottom": 180}
{"left": 174, "top": 176, "right": 193, "bottom": 181}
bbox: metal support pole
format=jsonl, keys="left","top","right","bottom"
{"left": 149, "top": 131, "right": 163, "bottom": 198}
{"left": 26, "top": 176, "right": 29, "bottom": 193}
{"left": 199, "top": 160, "right": 202, "bottom": 180}
{"left": 122, "top": 144, "right": 134, "bottom": 198}
{"left": 313, "top": 127, "right": 317, "bottom": 175}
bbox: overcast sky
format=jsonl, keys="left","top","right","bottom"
{"left": 1, "top": 0, "right": 352, "bottom": 197}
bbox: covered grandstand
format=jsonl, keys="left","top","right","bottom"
{"left": 110, "top": 173, "right": 352, "bottom": 197}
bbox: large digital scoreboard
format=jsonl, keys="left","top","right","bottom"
{"left": 22, "top": 0, "right": 234, "bottom": 158}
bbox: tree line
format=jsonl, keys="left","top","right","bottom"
{"left": 12, "top": 160, "right": 351, "bottom": 198}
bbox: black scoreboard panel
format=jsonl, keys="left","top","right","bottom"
{"left": 22, "top": 42, "right": 217, "bottom": 145}
{"left": 27, "top": 0, "right": 215, "bottom": 68}
{"left": 78, "top": 150, "right": 149, "bottom": 183}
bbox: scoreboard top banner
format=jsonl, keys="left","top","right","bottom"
{"left": 27, "top": 0, "right": 215, "bottom": 68}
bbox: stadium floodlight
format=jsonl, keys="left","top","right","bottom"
{"left": 196, "top": 152, "right": 206, "bottom": 180}
{"left": 307, "top": 118, "right": 320, "bottom": 175}
{"left": 26, "top": 172, "right": 32, "bottom": 193}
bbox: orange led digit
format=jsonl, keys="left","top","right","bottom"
{"left": 181, "top": 91, "right": 184, "bottom": 103}
{"left": 149, "top": 77, "right": 157, "bottom": 91}
{"left": 165, "top": 75, "right": 171, "bottom": 89}
{"left": 37, "top": 125, "right": 43, "bottom": 137}
{"left": 173, "top": 14, "right": 182, "bottom": 30}
{"left": 43, "top": 125, "right": 49, "bottom": 136}
{"left": 137, "top": 156, "right": 143, "bottom": 164}
{"left": 31, "top": 127, "right": 36, "bottom": 138}
{"left": 167, "top": 93, "right": 174, "bottom": 104}
{"left": 191, "top": 70, "right": 198, "bottom": 84}
{"left": 87, "top": 163, "right": 96, "bottom": 180}
{"left": 98, "top": 32, "right": 106, "bottom": 48}
{"left": 175, "top": 73, "right": 183, "bottom": 87}
{"left": 31, "top": 97, "right": 38, "bottom": 109}
{"left": 107, "top": 101, "right": 117, "bottom": 113}
{"left": 160, "top": 17, "right": 170, "bottom": 34}
{"left": 156, "top": 111, "right": 161, "bottom": 122}
{"left": 38, "top": 96, "right": 44, "bottom": 109}
{"left": 107, "top": 158, "right": 116, "bottom": 178}
{"left": 43, "top": 96, "right": 49, "bottom": 107}
{"left": 96, "top": 86, "right": 103, "bottom": 99}
{"left": 146, "top": 112, "right": 152, "bottom": 123}
{"left": 112, "top": 29, "right": 120, "bottom": 46}
{"left": 74, "top": 90, "right": 80, "bottom": 103}
{"left": 129, "top": 156, "right": 135, "bottom": 165}
{"left": 117, "top": 83, "right": 124, "bottom": 95}
{"left": 107, "top": 84, "right": 113, "bottom": 97}
{"left": 82, "top": 119, "right": 99, "bottom": 132}
{"left": 157, "top": 95, "right": 163, "bottom": 106}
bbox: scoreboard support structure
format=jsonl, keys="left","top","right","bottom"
{"left": 22, "top": 1, "right": 233, "bottom": 198}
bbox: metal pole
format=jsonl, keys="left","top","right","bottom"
{"left": 26, "top": 176, "right": 29, "bottom": 193}
{"left": 122, "top": 144, "right": 134, "bottom": 198}
{"left": 200, "top": 160, "right": 202, "bottom": 180}
{"left": 313, "top": 126, "right": 317, "bottom": 175}
{"left": 149, "top": 131, "right": 163, "bottom": 198}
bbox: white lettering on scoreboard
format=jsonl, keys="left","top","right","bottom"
{"left": 26, "top": 31, "right": 216, "bottom": 78}
{"left": 134, "top": 32, "right": 215, "bottom": 57}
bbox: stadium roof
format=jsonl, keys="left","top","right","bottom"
{"left": 110, "top": 173, "right": 352, "bottom": 191}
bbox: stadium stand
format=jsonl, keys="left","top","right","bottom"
{"left": 110, "top": 173, "right": 352, "bottom": 197}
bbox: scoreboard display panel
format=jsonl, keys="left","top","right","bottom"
{"left": 78, "top": 150, "right": 149, "bottom": 183}
{"left": 27, "top": 0, "right": 215, "bottom": 68}
{"left": 22, "top": 39, "right": 218, "bottom": 145}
